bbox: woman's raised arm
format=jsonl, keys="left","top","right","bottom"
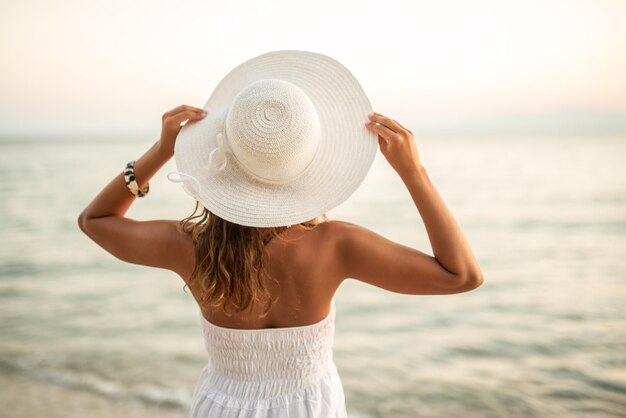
{"left": 332, "top": 112, "right": 484, "bottom": 295}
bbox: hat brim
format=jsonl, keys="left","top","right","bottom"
{"left": 171, "top": 50, "right": 377, "bottom": 227}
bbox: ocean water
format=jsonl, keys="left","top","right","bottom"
{"left": 1, "top": 134, "right": 625, "bottom": 417}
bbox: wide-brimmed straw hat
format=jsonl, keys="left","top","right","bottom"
{"left": 167, "top": 50, "right": 377, "bottom": 227}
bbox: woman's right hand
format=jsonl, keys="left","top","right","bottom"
{"left": 365, "top": 112, "right": 422, "bottom": 177}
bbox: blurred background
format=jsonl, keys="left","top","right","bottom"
{"left": 1, "top": 0, "right": 625, "bottom": 417}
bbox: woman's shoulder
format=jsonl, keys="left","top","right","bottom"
{"left": 318, "top": 219, "right": 364, "bottom": 242}
{"left": 317, "top": 219, "right": 356, "bottom": 232}
{"left": 312, "top": 219, "right": 352, "bottom": 245}
{"left": 314, "top": 219, "right": 373, "bottom": 262}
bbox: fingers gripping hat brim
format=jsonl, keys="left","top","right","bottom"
{"left": 169, "top": 50, "right": 378, "bottom": 227}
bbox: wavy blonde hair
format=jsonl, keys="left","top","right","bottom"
{"left": 176, "top": 202, "right": 329, "bottom": 318}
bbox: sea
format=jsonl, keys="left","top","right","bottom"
{"left": 0, "top": 134, "right": 625, "bottom": 417}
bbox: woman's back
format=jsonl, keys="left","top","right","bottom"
{"left": 183, "top": 220, "right": 342, "bottom": 331}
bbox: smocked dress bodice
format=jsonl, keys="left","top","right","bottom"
{"left": 187, "top": 297, "right": 347, "bottom": 417}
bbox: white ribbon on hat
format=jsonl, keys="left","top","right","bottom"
{"left": 166, "top": 131, "right": 229, "bottom": 197}
{"left": 166, "top": 171, "right": 202, "bottom": 198}
{"left": 207, "top": 132, "right": 228, "bottom": 171}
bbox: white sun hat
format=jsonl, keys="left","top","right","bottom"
{"left": 166, "top": 49, "right": 377, "bottom": 227}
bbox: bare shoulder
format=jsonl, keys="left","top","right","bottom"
{"left": 321, "top": 219, "right": 376, "bottom": 250}
{"left": 315, "top": 219, "right": 355, "bottom": 255}
{"left": 319, "top": 219, "right": 367, "bottom": 252}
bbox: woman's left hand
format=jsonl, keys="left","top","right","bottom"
{"left": 158, "top": 105, "right": 208, "bottom": 157}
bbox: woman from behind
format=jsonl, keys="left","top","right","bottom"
{"left": 78, "top": 50, "right": 483, "bottom": 418}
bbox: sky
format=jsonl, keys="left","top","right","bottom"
{"left": 1, "top": 0, "right": 625, "bottom": 137}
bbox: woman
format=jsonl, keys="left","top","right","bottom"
{"left": 78, "top": 50, "right": 483, "bottom": 417}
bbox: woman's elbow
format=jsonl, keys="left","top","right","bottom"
{"left": 78, "top": 213, "right": 88, "bottom": 234}
{"left": 457, "top": 271, "right": 484, "bottom": 292}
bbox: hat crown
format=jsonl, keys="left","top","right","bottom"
{"left": 224, "top": 79, "right": 321, "bottom": 184}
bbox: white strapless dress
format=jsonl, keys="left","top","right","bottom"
{"left": 188, "top": 297, "right": 347, "bottom": 417}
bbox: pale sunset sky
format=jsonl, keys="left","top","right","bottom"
{"left": 1, "top": 0, "right": 625, "bottom": 137}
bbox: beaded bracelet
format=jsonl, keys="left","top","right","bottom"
{"left": 123, "top": 160, "right": 149, "bottom": 197}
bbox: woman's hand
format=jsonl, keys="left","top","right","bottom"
{"left": 158, "top": 105, "right": 208, "bottom": 157}
{"left": 365, "top": 112, "right": 422, "bottom": 178}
